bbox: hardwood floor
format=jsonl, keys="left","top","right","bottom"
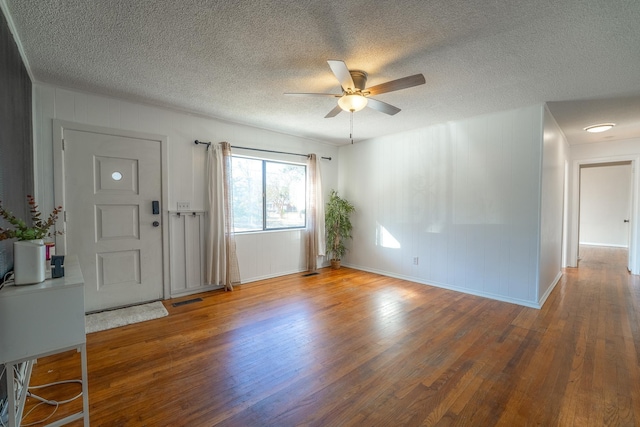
{"left": 22, "top": 246, "right": 640, "bottom": 426}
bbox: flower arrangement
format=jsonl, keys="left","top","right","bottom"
{"left": 0, "top": 195, "right": 63, "bottom": 241}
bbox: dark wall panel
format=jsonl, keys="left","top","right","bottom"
{"left": 0, "top": 11, "right": 33, "bottom": 280}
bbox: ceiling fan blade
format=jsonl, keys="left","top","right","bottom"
{"left": 324, "top": 105, "right": 343, "bottom": 118}
{"left": 327, "top": 60, "right": 356, "bottom": 91}
{"left": 284, "top": 93, "right": 341, "bottom": 97}
{"left": 366, "top": 74, "right": 426, "bottom": 96}
{"left": 367, "top": 98, "right": 401, "bottom": 115}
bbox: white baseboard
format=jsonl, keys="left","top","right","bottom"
{"left": 579, "top": 242, "right": 628, "bottom": 248}
{"left": 538, "top": 271, "right": 562, "bottom": 307}
{"left": 342, "top": 262, "right": 542, "bottom": 309}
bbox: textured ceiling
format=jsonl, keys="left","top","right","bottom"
{"left": 3, "top": 0, "right": 640, "bottom": 145}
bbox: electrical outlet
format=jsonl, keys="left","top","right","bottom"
{"left": 177, "top": 201, "right": 190, "bottom": 211}
{"left": 413, "top": 257, "right": 419, "bottom": 265}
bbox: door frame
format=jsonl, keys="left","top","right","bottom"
{"left": 52, "top": 119, "right": 171, "bottom": 300}
{"left": 568, "top": 154, "right": 639, "bottom": 273}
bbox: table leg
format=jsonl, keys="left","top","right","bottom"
{"left": 80, "top": 345, "right": 89, "bottom": 427}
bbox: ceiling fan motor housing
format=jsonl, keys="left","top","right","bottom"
{"left": 349, "top": 70, "right": 368, "bottom": 92}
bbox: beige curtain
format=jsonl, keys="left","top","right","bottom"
{"left": 306, "top": 154, "right": 325, "bottom": 273}
{"left": 206, "top": 141, "right": 240, "bottom": 291}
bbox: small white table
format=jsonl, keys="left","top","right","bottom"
{"left": 0, "top": 255, "right": 89, "bottom": 427}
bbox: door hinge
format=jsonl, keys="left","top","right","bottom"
{"left": 62, "top": 139, "right": 65, "bottom": 150}
{"left": 64, "top": 211, "right": 67, "bottom": 222}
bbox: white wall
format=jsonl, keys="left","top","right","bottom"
{"left": 339, "top": 105, "right": 545, "bottom": 307}
{"left": 34, "top": 85, "right": 570, "bottom": 307}
{"left": 538, "top": 106, "right": 569, "bottom": 305}
{"left": 579, "top": 163, "right": 631, "bottom": 247}
{"left": 33, "top": 84, "right": 339, "bottom": 285}
{"left": 568, "top": 138, "right": 640, "bottom": 272}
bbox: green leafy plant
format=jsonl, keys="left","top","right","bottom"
{"left": 0, "top": 195, "right": 63, "bottom": 241}
{"left": 325, "top": 189, "right": 355, "bottom": 261}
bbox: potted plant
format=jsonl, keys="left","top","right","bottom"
{"left": 0, "top": 195, "right": 63, "bottom": 284}
{"left": 325, "top": 189, "right": 355, "bottom": 269}
{"left": 0, "top": 195, "right": 63, "bottom": 241}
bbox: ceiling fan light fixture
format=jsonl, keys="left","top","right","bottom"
{"left": 338, "top": 94, "right": 368, "bottom": 112}
{"left": 584, "top": 123, "right": 616, "bottom": 133}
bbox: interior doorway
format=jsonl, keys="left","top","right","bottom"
{"left": 578, "top": 161, "right": 633, "bottom": 270}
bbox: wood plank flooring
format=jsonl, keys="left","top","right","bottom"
{"left": 22, "top": 245, "right": 640, "bottom": 426}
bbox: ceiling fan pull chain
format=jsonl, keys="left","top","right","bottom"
{"left": 350, "top": 111, "right": 354, "bottom": 144}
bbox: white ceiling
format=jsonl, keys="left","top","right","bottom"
{"left": 3, "top": 0, "right": 640, "bottom": 145}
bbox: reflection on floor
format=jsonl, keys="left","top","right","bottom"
{"left": 578, "top": 244, "right": 628, "bottom": 270}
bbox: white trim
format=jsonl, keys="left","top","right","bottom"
{"left": 236, "top": 261, "right": 331, "bottom": 285}
{"left": 579, "top": 242, "right": 628, "bottom": 248}
{"left": 52, "top": 119, "right": 172, "bottom": 300}
{"left": 562, "top": 159, "right": 570, "bottom": 267}
{"left": 238, "top": 268, "right": 307, "bottom": 284}
{"left": 538, "top": 271, "right": 562, "bottom": 307}
{"left": 160, "top": 127, "right": 170, "bottom": 300}
{"left": 170, "top": 284, "right": 222, "bottom": 298}
{"left": 344, "top": 263, "right": 542, "bottom": 309}
{"left": 568, "top": 155, "right": 640, "bottom": 274}
{"left": 534, "top": 105, "right": 545, "bottom": 303}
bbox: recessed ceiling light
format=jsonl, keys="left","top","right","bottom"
{"left": 584, "top": 123, "right": 616, "bottom": 133}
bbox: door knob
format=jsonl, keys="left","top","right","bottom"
{"left": 153, "top": 221, "right": 160, "bottom": 227}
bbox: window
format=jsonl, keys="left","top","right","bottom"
{"left": 231, "top": 156, "right": 306, "bottom": 232}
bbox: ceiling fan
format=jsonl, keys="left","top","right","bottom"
{"left": 285, "top": 60, "right": 426, "bottom": 118}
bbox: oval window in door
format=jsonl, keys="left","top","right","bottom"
{"left": 112, "top": 171, "right": 123, "bottom": 181}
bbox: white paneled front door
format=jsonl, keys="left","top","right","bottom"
{"left": 60, "top": 127, "right": 165, "bottom": 312}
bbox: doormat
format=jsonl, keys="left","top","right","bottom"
{"left": 85, "top": 301, "right": 168, "bottom": 334}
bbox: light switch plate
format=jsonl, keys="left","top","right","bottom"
{"left": 177, "top": 201, "right": 190, "bottom": 211}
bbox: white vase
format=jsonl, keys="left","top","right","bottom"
{"left": 14, "top": 239, "right": 46, "bottom": 285}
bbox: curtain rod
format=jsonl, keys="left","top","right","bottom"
{"left": 194, "top": 140, "right": 331, "bottom": 161}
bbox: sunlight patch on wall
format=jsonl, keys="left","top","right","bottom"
{"left": 376, "top": 222, "right": 401, "bottom": 249}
